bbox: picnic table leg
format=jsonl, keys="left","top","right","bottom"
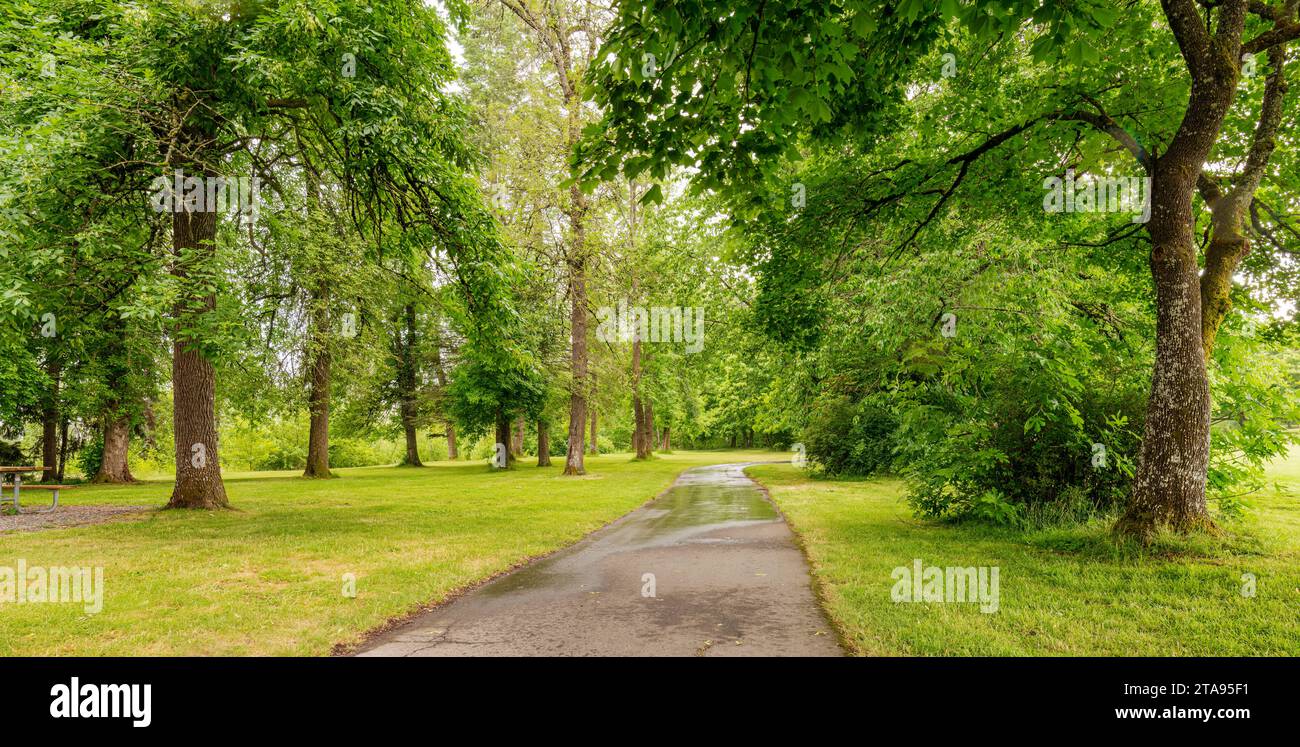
{"left": 38, "top": 488, "right": 58, "bottom": 514}
{"left": 12, "top": 473, "right": 19, "bottom": 512}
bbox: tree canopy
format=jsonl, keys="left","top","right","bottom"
{"left": 1, "top": 0, "right": 1297, "bottom": 543}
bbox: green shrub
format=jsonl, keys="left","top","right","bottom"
{"left": 328, "top": 438, "right": 384, "bottom": 468}
{"left": 76, "top": 436, "right": 103, "bottom": 478}
{"left": 256, "top": 443, "right": 306, "bottom": 471}
{"left": 801, "top": 394, "right": 897, "bottom": 476}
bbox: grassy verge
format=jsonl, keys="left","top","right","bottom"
{"left": 0, "top": 449, "right": 778, "bottom": 656}
{"left": 747, "top": 448, "right": 1300, "bottom": 656}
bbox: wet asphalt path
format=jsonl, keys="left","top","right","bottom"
{"left": 355, "top": 463, "right": 843, "bottom": 656}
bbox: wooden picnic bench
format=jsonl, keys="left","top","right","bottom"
{"left": 0, "top": 466, "right": 75, "bottom": 513}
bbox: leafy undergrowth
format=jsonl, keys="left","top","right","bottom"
{"left": 748, "top": 449, "right": 1300, "bottom": 656}
{"left": 0, "top": 450, "right": 779, "bottom": 656}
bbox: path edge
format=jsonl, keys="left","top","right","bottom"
{"left": 331, "top": 464, "right": 698, "bottom": 656}
{"left": 741, "top": 464, "right": 857, "bottom": 657}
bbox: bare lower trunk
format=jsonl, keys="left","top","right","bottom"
{"left": 167, "top": 208, "right": 228, "bottom": 509}
{"left": 303, "top": 286, "right": 332, "bottom": 478}
{"left": 1116, "top": 236, "right": 1212, "bottom": 539}
{"left": 401, "top": 415, "right": 422, "bottom": 467}
{"left": 512, "top": 416, "right": 525, "bottom": 457}
{"left": 94, "top": 414, "right": 135, "bottom": 484}
{"left": 563, "top": 253, "right": 588, "bottom": 475}
{"left": 142, "top": 399, "right": 159, "bottom": 450}
{"left": 57, "top": 417, "right": 68, "bottom": 482}
{"left": 1116, "top": 99, "right": 1227, "bottom": 538}
{"left": 645, "top": 401, "right": 655, "bottom": 454}
{"left": 632, "top": 332, "right": 649, "bottom": 460}
{"left": 660, "top": 425, "right": 671, "bottom": 452}
{"left": 446, "top": 422, "right": 458, "bottom": 460}
{"left": 495, "top": 410, "right": 516, "bottom": 469}
{"left": 1111, "top": 9, "right": 1256, "bottom": 540}
{"left": 398, "top": 303, "right": 423, "bottom": 467}
{"left": 633, "top": 397, "right": 647, "bottom": 459}
{"left": 561, "top": 82, "right": 589, "bottom": 475}
{"left": 304, "top": 371, "right": 332, "bottom": 475}
{"left": 537, "top": 420, "right": 551, "bottom": 467}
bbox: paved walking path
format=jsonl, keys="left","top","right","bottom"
{"left": 356, "top": 463, "right": 842, "bottom": 656}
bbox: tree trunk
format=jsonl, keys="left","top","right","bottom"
{"left": 645, "top": 401, "right": 656, "bottom": 454}
{"left": 660, "top": 425, "right": 671, "bottom": 452}
{"left": 40, "top": 358, "right": 60, "bottom": 482}
{"left": 512, "top": 416, "right": 525, "bottom": 457}
{"left": 167, "top": 207, "right": 228, "bottom": 509}
{"left": 1198, "top": 47, "right": 1287, "bottom": 357}
{"left": 494, "top": 409, "right": 515, "bottom": 469}
{"left": 56, "top": 416, "right": 68, "bottom": 482}
{"left": 633, "top": 397, "right": 647, "bottom": 459}
{"left": 1114, "top": 49, "right": 1242, "bottom": 539}
{"left": 563, "top": 248, "right": 588, "bottom": 474}
{"left": 303, "top": 284, "right": 333, "bottom": 478}
{"left": 632, "top": 330, "right": 649, "bottom": 459}
{"left": 561, "top": 83, "right": 589, "bottom": 475}
{"left": 446, "top": 422, "right": 458, "bottom": 460}
{"left": 402, "top": 417, "right": 421, "bottom": 467}
{"left": 1115, "top": 225, "right": 1213, "bottom": 539}
{"left": 537, "top": 419, "right": 551, "bottom": 467}
{"left": 94, "top": 413, "right": 135, "bottom": 483}
{"left": 398, "top": 303, "right": 423, "bottom": 467}
{"left": 142, "top": 399, "right": 159, "bottom": 450}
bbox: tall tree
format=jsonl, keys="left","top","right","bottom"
{"left": 581, "top": 0, "right": 1300, "bottom": 540}
{"left": 494, "top": 0, "right": 611, "bottom": 475}
{"left": 10, "top": 0, "right": 501, "bottom": 505}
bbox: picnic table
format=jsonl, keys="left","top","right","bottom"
{"left": 0, "top": 466, "right": 75, "bottom": 513}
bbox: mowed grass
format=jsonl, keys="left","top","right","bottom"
{"left": 0, "top": 449, "right": 779, "bottom": 656}
{"left": 748, "top": 447, "right": 1300, "bottom": 656}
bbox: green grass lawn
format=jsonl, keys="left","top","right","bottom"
{"left": 0, "top": 449, "right": 779, "bottom": 656}
{"left": 748, "top": 448, "right": 1300, "bottom": 656}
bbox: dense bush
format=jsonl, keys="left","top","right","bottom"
{"left": 798, "top": 322, "right": 1297, "bottom": 529}
{"left": 328, "top": 438, "right": 385, "bottom": 468}
{"left": 784, "top": 239, "right": 1154, "bottom": 527}
{"left": 257, "top": 442, "right": 306, "bottom": 471}
{"left": 75, "top": 436, "right": 103, "bottom": 478}
{"left": 0, "top": 440, "right": 26, "bottom": 465}
{"left": 802, "top": 394, "right": 897, "bottom": 476}
{"left": 894, "top": 320, "right": 1149, "bottom": 526}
